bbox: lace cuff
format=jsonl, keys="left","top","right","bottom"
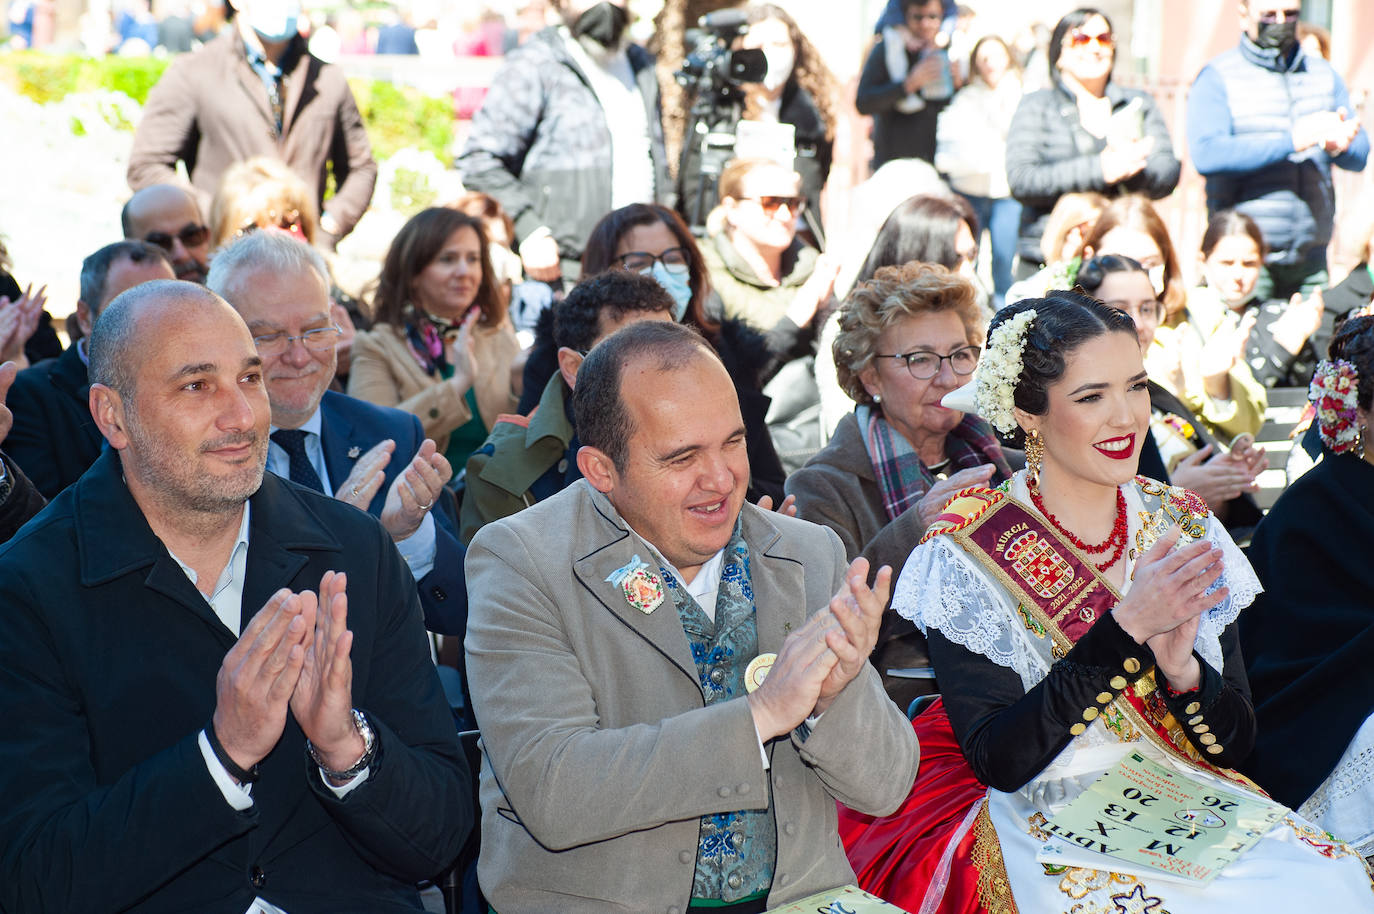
{"left": 1193, "top": 514, "right": 1261, "bottom": 673}
{"left": 893, "top": 537, "right": 1046, "bottom": 688}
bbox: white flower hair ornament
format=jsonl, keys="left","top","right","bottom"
{"left": 1309, "top": 359, "right": 1362, "bottom": 455}
{"left": 973, "top": 308, "right": 1038, "bottom": 436}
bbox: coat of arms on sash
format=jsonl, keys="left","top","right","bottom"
{"left": 1004, "top": 530, "right": 1073, "bottom": 600}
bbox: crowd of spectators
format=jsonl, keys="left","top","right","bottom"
{"left": 1, "top": 0, "right": 1373, "bottom": 912}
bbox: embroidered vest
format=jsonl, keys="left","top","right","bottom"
{"left": 659, "top": 529, "right": 777, "bottom": 902}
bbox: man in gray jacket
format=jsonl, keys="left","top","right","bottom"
{"left": 466, "top": 321, "right": 918, "bottom": 913}
{"left": 457, "top": 0, "right": 673, "bottom": 286}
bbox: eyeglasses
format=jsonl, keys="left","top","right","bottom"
{"left": 1067, "top": 29, "right": 1115, "bottom": 49}
{"left": 144, "top": 223, "right": 209, "bottom": 252}
{"left": 235, "top": 209, "right": 304, "bottom": 241}
{"left": 1257, "top": 8, "right": 1301, "bottom": 23}
{"left": 1112, "top": 300, "right": 1163, "bottom": 324}
{"left": 876, "top": 345, "right": 981, "bottom": 380}
{"left": 252, "top": 325, "right": 342, "bottom": 355}
{"left": 615, "top": 247, "right": 691, "bottom": 275}
{"left": 749, "top": 195, "right": 806, "bottom": 216}
{"left": 908, "top": 11, "right": 943, "bottom": 21}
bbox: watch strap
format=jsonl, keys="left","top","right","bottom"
{"left": 307, "top": 709, "right": 376, "bottom": 781}
{"left": 206, "top": 720, "right": 260, "bottom": 784}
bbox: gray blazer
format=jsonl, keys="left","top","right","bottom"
{"left": 465, "top": 481, "right": 919, "bottom": 913}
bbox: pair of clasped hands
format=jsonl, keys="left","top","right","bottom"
{"left": 214, "top": 571, "right": 363, "bottom": 785}
{"left": 1111, "top": 525, "right": 1229, "bottom": 694}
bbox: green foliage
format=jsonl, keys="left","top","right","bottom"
{"left": 0, "top": 52, "right": 169, "bottom": 105}
{"left": 349, "top": 78, "right": 454, "bottom": 162}
{"left": 389, "top": 167, "right": 438, "bottom": 218}
{"left": 0, "top": 52, "right": 455, "bottom": 158}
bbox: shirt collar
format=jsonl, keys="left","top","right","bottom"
{"left": 167, "top": 502, "right": 252, "bottom": 588}
{"left": 271, "top": 405, "right": 324, "bottom": 439}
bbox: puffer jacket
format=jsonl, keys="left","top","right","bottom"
{"left": 457, "top": 28, "right": 672, "bottom": 278}
{"left": 1005, "top": 80, "right": 1180, "bottom": 264}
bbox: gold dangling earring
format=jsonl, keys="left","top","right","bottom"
{"left": 1026, "top": 430, "right": 1043, "bottom": 490}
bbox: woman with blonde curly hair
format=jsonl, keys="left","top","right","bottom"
{"left": 787, "top": 261, "right": 1014, "bottom": 707}
{"left": 208, "top": 156, "right": 319, "bottom": 250}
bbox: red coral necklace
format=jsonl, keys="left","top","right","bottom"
{"left": 1029, "top": 481, "right": 1128, "bottom": 572}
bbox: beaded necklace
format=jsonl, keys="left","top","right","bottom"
{"left": 1029, "top": 481, "right": 1128, "bottom": 572}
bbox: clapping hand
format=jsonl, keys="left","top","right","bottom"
{"left": 0, "top": 360, "right": 16, "bottom": 446}
{"left": 1111, "top": 526, "right": 1227, "bottom": 692}
{"left": 212, "top": 589, "right": 313, "bottom": 775}
{"left": 289, "top": 571, "right": 363, "bottom": 782}
{"left": 0, "top": 283, "right": 47, "bottom": 368}
{"left": 746, "top": 558, "right": 891, "bottom": 740}
{"left": 1100, "top": 137, "right": 1153, "bottom": 184}
{"left": 378, "top": 438, "right": 451, "bottom": 541}
{"left": 916, "top": 464, "right": 996, "bottom": 527}
{"left": 335, "top": 439, "right": 394, "bottom": 510}
{"left": 1171, "top": 443, "right": 1259, "bottom": 509}
{"left": 1270, "top": 289, "right": 1325, "bottom": 356}
{"left": 755, "top": 493, "right": 798, "bottom": 517}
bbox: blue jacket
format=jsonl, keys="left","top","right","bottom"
{"left": 1187, "top": 36, "right": 1369, "bottom": 265}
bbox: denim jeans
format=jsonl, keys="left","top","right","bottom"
{"left": 960, "top": 193, "right": 1022, "bottom": 311}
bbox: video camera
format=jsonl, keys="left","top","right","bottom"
{"left": 674, "top": 9, "right": 767, "bottom": 101}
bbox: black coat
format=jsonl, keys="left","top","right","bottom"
{"left": 5, "top": 344, "right": 102, "bottom": 498}
{"left": 517, "top": 309, "right": 787, "bottom": 502}
{"left": 855, "top": 37, "right": 947, "bottom": 168}
{"left": 1313, "top": 262, "right": 1374, "bottom": 359}
{"left": 1241, "top": 451, "right": 1374, "bottom": 807}
{"left": 0, "top": 451, "right": 43, "bottom": 543}
{"left": 1005, "top": 81, "right": 1180, "bottom": 263}
{"left": 0, "top": 452, "right": 471, "bottom": 912}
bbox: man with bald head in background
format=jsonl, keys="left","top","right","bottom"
{"left": 0, "top": 280, "right": 470, "bottom": 912}
{"left": 5, "top": 239, "right": 174, "bottom": 497}
{"left": 122, "top": 183, "right": 212, "bottom": 284}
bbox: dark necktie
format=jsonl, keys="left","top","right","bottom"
{"left": 270, "top": 429, "right": 325, "bottom": 494}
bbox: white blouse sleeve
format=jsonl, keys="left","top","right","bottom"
{"left": 892, "top": 536, "right": 1052, "bottom": 691}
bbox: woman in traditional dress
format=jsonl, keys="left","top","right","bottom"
{"left": 1242, "top": 312, "right": 1374, "bottom": 858}
{"left": 839, "top": 292, "right": 1373, "bottom": 912}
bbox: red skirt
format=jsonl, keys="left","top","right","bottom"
{"left": 838, "top": 699, "right": 993, "bottom": 914}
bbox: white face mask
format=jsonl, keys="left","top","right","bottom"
{"left": 761, "top": 44, "right": 795, "bottom": 93}
{"left": 1147, "top": 264, "right": 1166, "bottom": 295}
{"left": 245, "top": 0, "right": 300, "bottom": 43}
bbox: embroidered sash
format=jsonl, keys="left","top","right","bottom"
{"left": 935, "top": 484, "right": 1256, "bottom": 791}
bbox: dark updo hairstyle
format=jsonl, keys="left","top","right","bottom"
{"left": 1074, "top": 253, "right": 1150, "bottom": 296}
{"left": 989, "top": 291, "right": 1138, "bottom": 446}
{"left": 1200, "top": 209, "right": 1267, "bottom": 261}
{"left": 1328, "top": 313, "right": 1374, "bottom": 412}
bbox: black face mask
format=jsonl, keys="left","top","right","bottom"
{"left": 1254, "top": 19, "right": 1298, "bottom": 53}
{"left": 572, "top": 1, "right": 628, "bottom": 48}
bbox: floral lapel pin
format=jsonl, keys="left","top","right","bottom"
{"left": 605, "top": 554, "right": 665, "bottom": 615}
{"left": 346, "top": 446, "right": 362, "bottom": 459}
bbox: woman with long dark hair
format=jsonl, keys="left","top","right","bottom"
{"left": 348, "top": 207, "right": 520, "bottom": 471}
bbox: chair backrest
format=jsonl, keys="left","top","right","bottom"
{"left": 1253, "top": 386, "right": 1310, "bottom": 511}
{"left": 439, "top": 729, "right": 485, "bottom": 914}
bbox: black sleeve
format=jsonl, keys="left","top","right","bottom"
{"left": 933, "top": 614, "right": 1254, "bottom": 791}
{"left": 0, "top": 453, "right": 45, "bottom": 543}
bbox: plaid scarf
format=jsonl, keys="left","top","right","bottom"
{"left": 858, "top": 405, "right": 1011, "bottom": 522}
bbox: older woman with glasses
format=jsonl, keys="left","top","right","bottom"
{"left": 1006, "top": 7, "right": 1179, "bottom": 274}
{"left": 787, "top": 261, "right": 1014, "bottom": 707}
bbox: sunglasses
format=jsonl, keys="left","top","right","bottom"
{"left": 1068, "top": 30, "right": 1115, "bottom": 49}
{"left": 750, "top": 195, "right": 806, "bottom": 216}
{"left": 144, "top": 223, "right": 209, "bottom": 252}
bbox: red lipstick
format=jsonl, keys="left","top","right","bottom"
{"left": 1093, "top": 434, "right": 1136, "bottom": 461}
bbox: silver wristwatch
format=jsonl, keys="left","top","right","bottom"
{"left": 0, "top": 458, "right": 10, "bottom": 504}
{"left": 307, "top": 709, "right": 376, "bottom": 781}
